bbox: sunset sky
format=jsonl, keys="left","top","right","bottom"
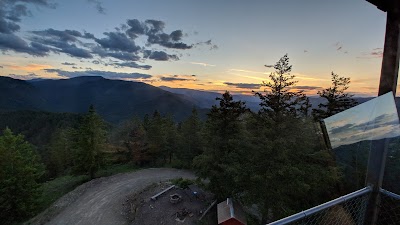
{"left": 0, "top": 0, "right": 389, "bottom": 96}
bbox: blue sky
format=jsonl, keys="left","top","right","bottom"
{"left": 0, "top": 0, "right": 388, "bottom": 95}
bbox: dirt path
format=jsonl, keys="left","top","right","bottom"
{"left": 32, "top": 168, "right": 195, "bottom": 225}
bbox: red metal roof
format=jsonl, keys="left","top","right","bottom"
{"left": 217, "top": 198, "right": 247, "bottom": 225}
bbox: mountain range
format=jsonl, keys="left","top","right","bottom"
{"left": 0, "top": 76, "right": 206, "bottom": 123}
{"left": 0, "top": 76, "right": 389, "bottom": 124}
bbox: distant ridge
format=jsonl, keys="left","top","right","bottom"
{"left": 159, "top": 86, "right": 262, "bottom": 111}
{"left": 159, "top": 86, "right": 391, "bottom": 113}
{"left": 0, "top": 76, "right": 393, "bottom": 123}
{"left": 0, "top": 76, "right": 206, "bottom": 123}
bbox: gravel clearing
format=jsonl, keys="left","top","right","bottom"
{"left": 124, "top": 181, "right": 217, "bottom": 225}
{"left": 26, "top": 168, "right": 195, "bottom": 225}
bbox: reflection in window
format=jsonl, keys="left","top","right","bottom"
{"left": 323, "top": 92, "right": 400, "bottom": 149}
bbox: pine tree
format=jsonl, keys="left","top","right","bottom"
{"left": 0, "top": 128, "right": 45, "bottom": 224}
{"left": 194, "top": 92, "right": 249, "bottom": 199}
{"left": 129, "top": 122, "right": 151, "bottom": 166}
{"left": 146, "top": 111, "right": 167, "bottom": 164}
{"left": 163, "top": 115, "right": 178, "bottom": 164}
{"left": 177, "top": 108, "right": 204, "bottom": 168}
{"left": 74, "top": 105, "right": 106, "bottom": 179}
{"left": 254, "top": 54, "right": 309, "bottom": 121}
{"left": 312, "top": 72, "right": 357, "bottom": 120}
{"left": 48, "top": 128, "right": 75, "bottom": 177}
{"left": 243, "top": 117, "right": 341, "bottom": 222}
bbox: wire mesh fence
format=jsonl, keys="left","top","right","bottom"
{"left": 382, "top": 137, "right": 400, "bottom": 194}
{"left": 376, "top": 189, "right": 400, "bottom": 225}
{"left": 268, "top": 188, "right": 370, "bottom": 225}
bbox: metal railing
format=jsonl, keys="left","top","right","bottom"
{"left": 377, "top": 188, "right": 400, "bottom": 225}
{"left": 266, "top": 187, "right": 400, "bottom": 225}
{"left": 267, "top": 187, "right": 372, "bottom": 225}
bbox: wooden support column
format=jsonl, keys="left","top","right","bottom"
{"left": 365, "top": 5, "right": 400, "bottom": 225}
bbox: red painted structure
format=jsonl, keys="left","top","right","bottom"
{"left": 217, "top": 198, "right": 247, "bottom": 225}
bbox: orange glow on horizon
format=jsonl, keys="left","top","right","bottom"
{"left": 6, "top": 64, "right": 53, "bottom": 72}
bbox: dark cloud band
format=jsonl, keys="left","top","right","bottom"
{"left": 224, "top": 82, "right": 261, "bottom": 89}
{"left": 45, "top": 69, "right": 152, "bottom": 79}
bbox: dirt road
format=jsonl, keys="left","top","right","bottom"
{"left": 36, "top": 168, "right": 195, "bottom": 225}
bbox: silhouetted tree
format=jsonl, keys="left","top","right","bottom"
{"left": 0, "top": 128, "right": 44, "bottom": 224}
{"left": 48, "top": 128, "right": 75, "bottom": 177}
{"left": 176, "top": 108, "right": 204, "bottom": 168}
{"left": 254, "top": 54, "right": 310, "bottom": 121}
{"left": 194, "top": 91, "right": 249, "bottom": 199}
{"left": 312, "top": 72, "right": 357, "bottom": 120}
{"left": 73, "top": 105, "right": 106, "bottom": 179}
{"left": 130, "top": 122, "right": 151, "bottom": 166}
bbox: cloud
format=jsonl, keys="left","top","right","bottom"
{"left": 195, "top": 39, "right": 218, "bottom": 50}
{"left": 6, "top": 73, "right": 41, "bottom": 80}
{"left": 146, "top": 19, "right": 165, "bottom": 32}
{"left": 16, "top": 0, "right": 56, "bottom": 8}
{"left": 62, "top": 62, "right": 76, "bottom": 66}
{"left": 126, "top": 19, "right": 146, "bottom": 38}
{"left": 369, "top": 48, "right": 383, "bottom": 57}
{"left": 0, "top": 17, "right": 20, "bottom": 34}
{"left": 190, "top": 62, "right": 216, "bottom": 67}
{"left": 229, "top": 68, "right": 267, "bottom": 74}
{"left": 29, "top": 28, "right": 143, "bottom": 61}
{"left": 0, "top": 33, "right": 51, "bottom": 56}
{"left": 293, "top": 85, "right": 322, "bottom": 90}
{"left": 325, "top": 93, "right": 400, "bottom": 148}
{"left": 170, "top": 30, "right": 183, "bottom": 41}
{"left": 31, "top": 29, "right": 91, "bottom": 42}
{"left": 7, "top": 63, "right": 52, "bottom": 71}
{"left": 44, "top": 68, "right": 152, "bottom": 79}
{"left": 147, "top": 34, "right": 192, "bottom": 49}
{"left": 143, "top": 50, "right": 178, "bottom": 61}
{"left": 113, "top": 61, "right": 152, "bottom": 70}
{"left": 294, "top": 74, "right": 328, "bottom": 81}
{"left": 123, "top": 19, "right": 194, "bottom": 49}
{"left": 95, "top": 32, "right": 140, "bottom": 53}
{"left": 352, "top": 78, "right": 375, "bottom": 84}
{"left": 224, "top": 82, "right": 261, "bottom": 89}
{"left": 144, "top": 20, "right": 193, "bottom": 49}
{"left": 232, "top": 74, "right": 266, "bottom": 81}
{"left": 6, "top": 4, "right": 31, "bottom": 22}
{"left": 87, "top": 0, "right": 105, "bottom": 14}
{"left": 358, "top": 48, "right": 384, "bottom": 59}
{"left": 91, "top": 46, "right": 141, "bottom": 61}
{"left": 0, "top": 0, "right": 55, "bottom": 35}
{"left": 2, "top": 16, "right": 214, "bottom": 71}
{"left": 328, "top": 113, "right": 400, "bottom": 147}
{"left": 61, "top": 44, "right": 92, "bottom": 58}
{"left": 159, "top": 75, "right": 196, "bottom": 82}
{"left": 333, "top": 42, "right": 347, "bottom": 53}
{"left": 29, "top": 29, "right": 93, "bottom": 58}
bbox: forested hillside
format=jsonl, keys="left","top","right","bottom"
{"left": 0, "top": 76, "right": 206, "bottom": 123}
{"left": 1, "top": 56, "right": 399, "bottom": 225}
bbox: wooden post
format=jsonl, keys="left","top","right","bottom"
{"left": 365, "top": 5, "right": 400, "bottom": 225}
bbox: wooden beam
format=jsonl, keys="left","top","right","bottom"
{"left": 378, "top": 12, "right": 400, "bottom": 95}
{"left": 365, "top": 7, "right": 400, "bottom": 225}
{"left": 366, "top": 0, "right": 388, "bottom": 12}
